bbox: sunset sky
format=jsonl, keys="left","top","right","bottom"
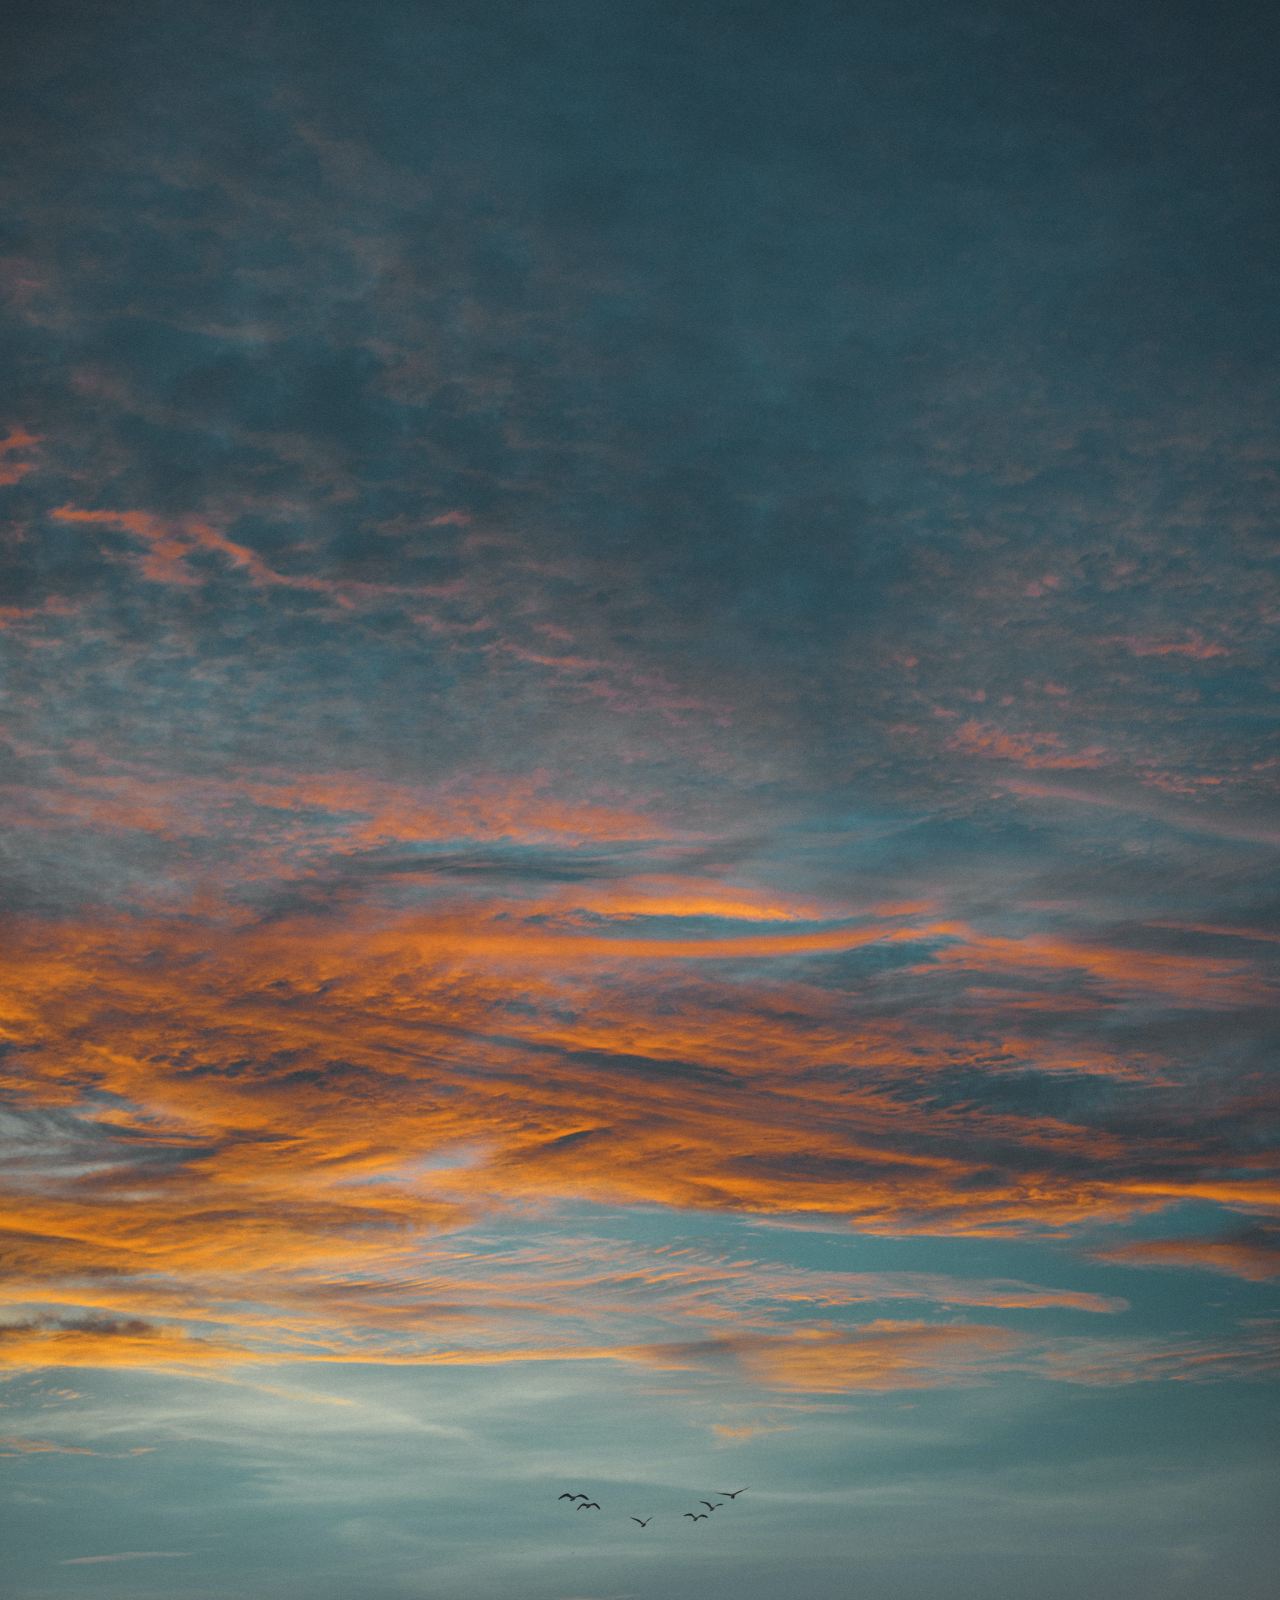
{"left": 2, "top": 3, "right": 1277, "bottom": 1597}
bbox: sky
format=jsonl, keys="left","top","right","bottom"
{"left": 1, "top": 1, "right": 1277, "bottom": 1596}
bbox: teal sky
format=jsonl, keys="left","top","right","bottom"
{"left": 1, "top": 3, "right": 1277, "bottom": 1597}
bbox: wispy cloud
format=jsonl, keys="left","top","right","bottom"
{"left": 1094, "top": 1229, "right": 1280, "bottom": 1282}
{"left": 60, "top": 1552, "right": 192, "bottom": 1565}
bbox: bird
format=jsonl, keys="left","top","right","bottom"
{"left": 558, "top": 1493, "right": 587, "bottom": 1502}
{"left": 716, "top": 1487, "right": 749, "bottom": 1498}
{"left": 683, "top": 1512, "right": 708, "bottom": 1521}
{"left": 630, "top": 1516, "right": 652, "bottom": 1528}
{"left": 701, "top": 1501, "right": 723, "bottom": 1512}
{"left": 577, "top": 1501, "right": 601, "bottom": 1510}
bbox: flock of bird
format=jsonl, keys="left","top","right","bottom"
{"left": 556, "top": 1486, "right": 748, "bottom": 1528}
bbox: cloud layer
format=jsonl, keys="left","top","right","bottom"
{"left": 2, "top": 3, "right": 1277, "bottom": 1596}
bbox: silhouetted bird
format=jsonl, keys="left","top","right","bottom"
{"left": 701, "top": 1501, "right": 723, "bottom": 1512}
{"left": 716, "top": 1487, "right": 749, "bottom": 1498}
{"left": 684, "top": 1512, "right": 708, "bottom": 1521}
{"left": 558, "top": 1493, "right": 586, "bottom": 1502}
{"left": 577, "top": 1501, "right": 601, "bottom": 1510}
{"left": 631, "top": 1517, "right": 652, "bottom": 1528}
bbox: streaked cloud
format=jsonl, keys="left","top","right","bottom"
{"left": 1094, "top": 1229, "right": 1280, "bottom": 1282}
{"left": 60, "top": 1552, "right": 192, "bottom": 1565}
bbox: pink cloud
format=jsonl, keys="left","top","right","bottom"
{"left": 946, "top": 719, "right": 1106, "bottom": 770}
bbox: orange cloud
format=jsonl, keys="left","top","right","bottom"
{"left": 47, "top": 504, "right": 438, "bottom": 611}
{"left": 50, "top": 505, "right": 288, "bottom": 591}
{"left": 709, "top": 1422, "right": 793, "bottom": 1441}
{"left": 1, "top": 837, "right": 1272, "bottom": 1396}
{"left": 1094, "top": 1234, "right": 1280, "bottom": 1281}
{"left": 1, "top": 894, "right": 1267, "bottom": 1263}
{"left": 0, "top": 1435, "right": 100, "bottom": 1456}
{"left": 0, "top": 1435, "right": 152, "bottom": 1458}
{"left": 924, "top": 922, "right": 1264, "bottom": 1007}
{"left": 1115, "top": 634, "right": 1229, "bottom": 660}
{"left": 732, "top": 1321, "right": 1025, "bottom": 1393}
{"left": 0, "top": 424, "right": 39, "bottom": 485}
{"left": 8, "top": 754, "right": 670, "bottom": 856}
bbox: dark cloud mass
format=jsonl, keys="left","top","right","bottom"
{"left": 1, "top": 3, "right": 1277, "bottom": 1599}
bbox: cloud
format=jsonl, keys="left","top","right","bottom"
{"left": 708, "top": 1422, "right": 793, "bottom": 1441}
{"left": 1000, "top": 777, "right": 1280, "bottom": 848}
{"left": 2, "top": 0, "right": 1277, "bottom": 1449}
{"left": 730, "top": 1321, "right": 1025, "bottom": 1393}
{"left": 1041, "top": 1323, "right": 1280, "bottom": 1386}
{"left": 0, "top": 425, "right": 39, "bottom": 486}
{"left": 945, "top": 719, "right": 1107, "bottom": 772}
{"left": 0, "top": 1435, "right": 101, "bottom": 1456}
{"left": 0, "top": 1434, "right": 153, "bottom": 1458}
{"left": 1094, "top": 1229, "right": 1280, "bottom": 1282}
{"left": 1113, "top": 634, "right": 1229, "bottom": 660}
{"left": 60, "top": 1552, "right": 192, "bottom": 1565}
{"left": 1, "top": 869, "right": 1273, "bottom": 1390}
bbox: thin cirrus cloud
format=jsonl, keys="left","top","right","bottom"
{"left": 0, "top": 1227, "right": 1130, "bottom": 1382}
{"left": 59, "top": 1553, "right": 192, "bottom": 1566}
